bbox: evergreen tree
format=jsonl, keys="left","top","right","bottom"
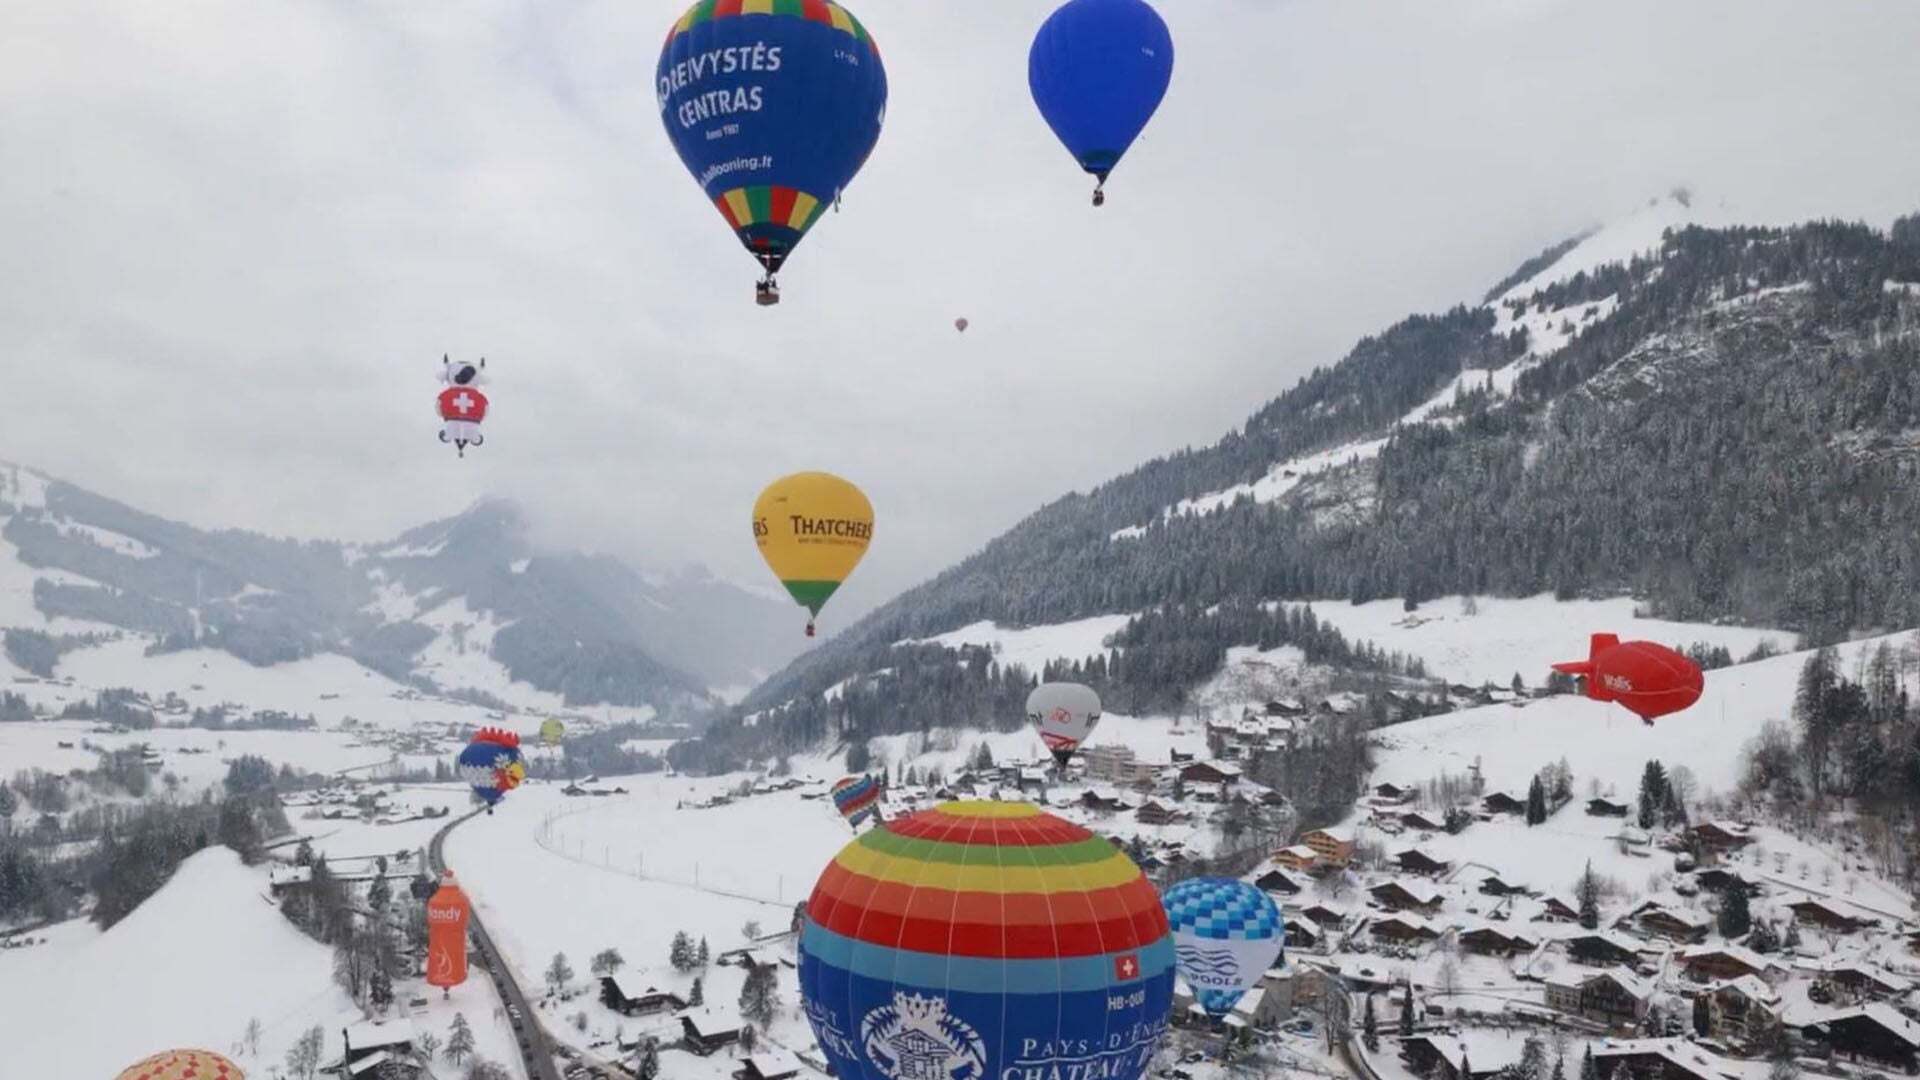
{"left": 1400, "top": 982, "right": 1415, "bottom": 1036}
{"left": 1748, "top": 918, "right": 1779, "bottom": 954}
{"left": 697, "top": 936, "right": 711, "bottom": 967}
{"left": 1637, "top": 760, "right": 1669, "bottom": 830}
{"left": 1552, "top": 1054, "right": 1566, "bottom": 1080}
{"left": 1580, "top": 1046, "right": 1598, "bottom": 1080}
{"left": 1784, "top": 920, "right": 1802, "bottom": 950}
{"left": 669, "top": 930, "right": 695, "bottom": 972}
{"left": 370, "top": 963, "right": 394, "bottom": 1013}
{"left": 1526, "top": 775, "right": 1547, "bottom": 826}
{"left": 636, "top": 1040, "right": 661, "bottom": 1080}
{"left": 689, "top": 975, "right": 704, "bottom": 1007}
{"left": 1362, "top": 994, "right": 1379, "bottom": 1052}
{"left": 740, "top": 964, "right": 779, "bottom": 1028}
{"left": 1694, "top": 994, "right": 1712, "bottom": 1037}
{"left": 1795, "top": 649, "right": 1840, "bottom": 801}
{"left": 367, "top": 873, "right": 391, "bottom": 913}
{"left": 446, "top": 1014, "right": 475, "bottom": 1066}
{"left": 1512, "top": 673, "right": 1525, "bottom": 694}
{"left": 1718, "top": 884, "right": 1753, "bottom": 938}
{"left": 1577, "top": 862, "right": 1601, "bottom": 930}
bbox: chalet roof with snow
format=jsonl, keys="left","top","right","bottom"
{"left": 1305, "top": 826, "right": 1354, "bottom": 844}
{"left": 1788, "top": 896, "right": 1880, "bottom": 928}
{"left": 269, "top": 866, "right": 313, "bottom": 886}
{"left": 738, "top": 1051, "right": 804, "bottom": 1080}
{"left": 1370, "top": 878, "right": 1442, "bottom": 907}
{"left": 1808, "top": 1004, "right": 1920, "bottom": 1051}
{"left": 1682, "top": 944, "right": 1780, "bottom": 975}
{"left": 344, "top": 1019, "right": 415, "bottom": 1053}
{"left": 1711, "top": 975, "right": 1782, "bottom": 1006}
{"left": 1799, "top": 957, "right": 1913, "bottom": 994}
{"left": 677, "top": 1004, "right": 745, "bottom": 1038}
{"left": 1371, "top": 912, "right": 1438, "bottom": 936}
{"left": 1275, "top": 843, "right": 1317, "bottom": 861}
{"left": 1591, "top": 1038, "right": 1746, "bottom": 1080}
{"left": 606, "top": 973, "right": 684, "bottom": 1004}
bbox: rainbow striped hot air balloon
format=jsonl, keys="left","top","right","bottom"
{"left": 799, "top": 801, "right": 1174, "bottom": 1080}
{"left": 829, "top": 774, "right": 882, "bottom": 829}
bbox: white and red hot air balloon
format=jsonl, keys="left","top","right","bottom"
{"left": 437, "top": 355, "right": 489, "bottom": 458}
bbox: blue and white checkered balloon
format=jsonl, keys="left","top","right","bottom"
{"left": 1161, "top": 876, "right": 1285, "bottom": 1018}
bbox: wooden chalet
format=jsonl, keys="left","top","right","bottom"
{"left": 1395, "top": 847, "right": 1451, "bottom": 877}
{"left": 1477, "top": 872, "right": 1527, "bottom": 897}
{"left": 1691, "top": 821, "right": 1755, "bottom": 852}
{"left": 1557, "top": 970, "right": 1652, "bottom": 1028}
{"left": 1370, "top": 913, "right": 1440, "bottom": 943}
{"left": 1135, "top": 800, "right": 1189, "bottom": 826}
{"left": 1300, "top": 827, "right": 1355, "bottom": 868}
{"left": 1299, "top": 903, "right": 1349, "bottom": 929}
{"left": 1565, "top": 931, "right": 1642, "bottom": 967}
{"left": 1253, "top": 868, "right": 1304, "bottom": 896}
{"left": 1374, "top": 782, "right": 1414, "bottom": 803}
{"left": 1459, "top": 925, "right": 1536, "bottom": 956}
{"left": 1586, "top": 797, "right": 1631, "bottom": 818}
{"left": 601, "top": 975, "right": 687, "bottom": 1017}
{"left": 1178, "top": 761, "right": 1241, "bottom": 786}
{"left": 1803, "top": 958, "right": 1913, "bottom": 1000}
{"left": 1638, "top": 906, "right": 1711, "bottom": 943}
{"left": 1369, "top": 880, "right": 1443, "bottom": 913}
{"left": 1706, "top": 977, "right": 1781, "bottom": 1046}
{"left": 338, "top": 1019, "right": 416, "bottom": 1079}
{"left": 1535, "top": 896, "right": 1581, "bottom": 922}
{"left": 1592, "top": 1039, "right": 1735, "bottom": 1080}
{"left": 735, "top": 1052, "right": 804, "bottom": 1080}
{"left": 1399, "top": 1035, "right": 1517, "bottom": 1080}
{"left": 1789, "top": 897, "right": 1877, "bottom": 934}
{"left": 1680, "top": 945, "right": 1779, "bottom": 984}
{"left": 679, "top": 1006, "right": 745, "bottom": 1055}
{"left": 1482, "top": 791, "right": 1526, "bottom": 816}
{"left": 1694, "top": 868, "right": 1758, "bottom": 895}
{"left": 1399, "top": 809, "right": 1448, "bottom": 832}
{"left": 1284, "top": 916, "right": 1323, "bottom": 950}
{"left": 1271, "top": 844, "right": 1319, "bottom": 873}
{"left": 1803, "top": 1005, "right": 1920, "bottom": 1069}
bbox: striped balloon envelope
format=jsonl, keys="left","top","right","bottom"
{"left": 115, "top": 1049, "right": 244, "bottom": 1080}
{"left": 799, "top": 801, "right": 1174, "bottom": 1080}
{"left": 829, "top": 774, "right": 882, "bottom": 829}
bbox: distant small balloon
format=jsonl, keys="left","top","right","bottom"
{"left": 1028, "top": 681, "right": 1103, "bottom": 767}
{"left": 955, "top": 317, "right": 970, "bottom": 333}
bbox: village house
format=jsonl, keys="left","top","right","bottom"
{"left": 1477, "top": 872, "right": 1528, "bottom": 897}
{"left": 1680, "top": 944, "right": 1781, "bottom": 984}
{"left": 1271, "top": 844, "right": 1319, "bottom": 873}
{"left": 1693, "top": 868, "right": 1758, "bottom": 896}
{"left": 1299, "top": 902, "right": 1349, "bottom": 929}
{"left": 1482, "top": 791, "right": 1526, "bottom": 816}
{"left": 1179, "top": 761, "right": 1241, "bottom": 787}
{"left": 1284, "top": 916, "right": 1324, "bottom": 951}
{"left": 1789, "top": 897, "right": 1878, "bottom": 934}
{"left": 1800, "top": 958, "right": 1913, "bottom": 1001}
{"left": 1300, "top": 827, "right": 1356, "bottom": 868}
{"left": 679, "top": 1006, "right": 745, "bottom": 1055}
{"left": 1374, "top": 782, "right": 1414, "bottom": 803}
{"left": 1395, "top": 847, "right": 1452, "bottom": 877}
{"left": 600, "top": 975, "right": 688, "bottom": 1017}
{"left": 1371, "top": 913, "right": 1440, "bottom": 944}
{"left": 1564, "top": 931, "right": 1643, "bottom": 967}
{"left": 1370, "top": 880, "right": 1443, "bottom": 913}
{"left": 1535, "top": 896, "right": 1581, "bottom": 923}
{"left": 735, "top": 1051, "right": 804, "bottom": 1080}
{"left": 1082, "top": 744, "right": 1160, "bottom": 786}
{"left": 1586, "top": 797, "right": 1631, "bottom": 818}
{"left": 1638, "top": 906, "right": 1711, "bottom": 943}
{"left": 1459, "top": 925, "right": 1536, "bottom": 957}
{"left": 1546, "top": 970, "right": 1652, "bottom": 1028}
{"left": 1592, "top": 1038, "right": 1741, "bottom": 1080}
{"left": 1802, "top": 1004, "right": 1920, "bottom": 1070}
{"left": 1253, "top": 867, "right": 1305, "bottom": 897}
{"left": 1399, "top": 809, "right": 1449, "bottom": 832}
{"left": 1691, "top": 821, "right": 1755, "bottom": 853}
{"left": 1136, "top": 799, "right": 1189, "bottom": 826}
{"left": 1399, "top": 1034, "right": 1521, "bottom": 1080}
{"left": 1706, "top": 976, "right": 1782, "bottom": 1046}
{"left": 268, "top": 865, "right": 313, "bottom": 895}
{"left": 335, "top": 1019, "right": 417, "bottom": 1079}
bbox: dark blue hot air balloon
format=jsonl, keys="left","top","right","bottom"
{"left": 657, "top": 0, "right": 888, "bottom": 306}
{"left": 1029, "top": 0, "right": 1174, "bottom": 207}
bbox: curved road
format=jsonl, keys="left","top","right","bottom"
{"left": 430, "top": 811, "right": 564, "bottom": 1080}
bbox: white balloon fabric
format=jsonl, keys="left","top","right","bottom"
{"left": 1160, "top": 877, "right": 1284, "bottom": 1018}
{"left": 1027, "top": 682, "right": 1102, "bottom": 765}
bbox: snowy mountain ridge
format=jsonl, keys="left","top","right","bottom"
{"left": 0, "top": 462, "right": 805, "bottom": 712}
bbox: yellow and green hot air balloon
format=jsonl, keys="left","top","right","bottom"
{"left": 539, "top": 718, "right": 565, "bottom": 748}
{"left": 753, "top": 471, "right": 873, "bottom": 637}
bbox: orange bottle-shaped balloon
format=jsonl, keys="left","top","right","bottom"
{"left": 426, "top": 870, "right": 470, "bottom": 992}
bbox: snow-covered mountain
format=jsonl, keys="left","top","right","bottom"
{"left": 0, "top": 464, "right": 804, "bottom": 712}
{"left": 686, "top": 198, "right": 1920, "bottom": 763}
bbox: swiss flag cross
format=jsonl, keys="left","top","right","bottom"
{"left": 438, "top": 386, "right": 489, "bottom": 422}
{"left": 1113, "top": 953, "right": 1140, "bottom": 981}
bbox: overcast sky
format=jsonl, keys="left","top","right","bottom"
{"left": 2, "top": 0, "right": 1918, "bottom": 621}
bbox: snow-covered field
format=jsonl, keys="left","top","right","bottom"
{"left": 1287, "top": 593, "right": 1793, "bottom": 687}
{"left": 1370, "top": 628, "right": 1911, "bottom": 798}
{"left": 899, "top": 612, "right": 1137, "bottom": 673}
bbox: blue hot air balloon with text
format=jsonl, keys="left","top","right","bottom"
{"left": 657, "top": 0, "right": 888, "bottom": 306}
{"left": 1029, "top": 0, "right": 1174, "bottom": 207}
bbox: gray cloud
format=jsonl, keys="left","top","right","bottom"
{"left": 2, "top": 0, "right": 1917, "bottom": 624}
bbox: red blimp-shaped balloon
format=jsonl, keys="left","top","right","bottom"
{"left": 1552, "top": 633, "right": 1704, "bottom": 725}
